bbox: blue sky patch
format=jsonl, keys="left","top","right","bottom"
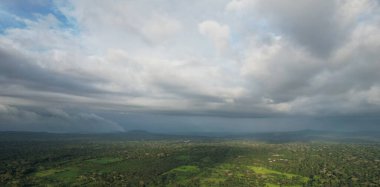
{"left": 0, "top": 0, "right": 76, "bottom": 33}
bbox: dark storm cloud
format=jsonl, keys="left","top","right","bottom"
{"left": 0, "top": 46, "right": 106, "bottom": 95}
{"left": 228, "top": 0, "right": 379, "bottom": 57}
{"left": 255, "top": 0, "right": 341, "bottom": 57}
{"left": 0, "top": 105, "right": 124, "bottom": 132}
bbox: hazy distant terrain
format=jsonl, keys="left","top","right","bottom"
{"left": 1, "top": 130, "right": 379, "bottom": 143}
{"left": 1, "top": 131, "right": 379, "bottom": 186}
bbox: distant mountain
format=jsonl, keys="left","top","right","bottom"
{"left": 230, "top": 130, "right": 380, "bottom": 143}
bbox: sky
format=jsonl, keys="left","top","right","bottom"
{"left": 0, "top": 0, "right": 380, "bottom": 133}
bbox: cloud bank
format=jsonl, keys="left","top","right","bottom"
{"left": 0, "top": 0, "right": 380, "bottom": 132}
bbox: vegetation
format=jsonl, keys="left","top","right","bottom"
{"left": 0, "top": 131, "right": 379, "bottom": 186}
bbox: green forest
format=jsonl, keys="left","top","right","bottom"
{"left": 0, "top": 131, "right": 379, "bottom": 186}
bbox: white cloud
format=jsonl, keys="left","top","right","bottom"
{"left": 198, "top": 20, "right": 231, "bottom": 54}
{"left": 225, "top": 0, "right": 255, "bottom": 12}
{"left": 142, "top": 14, "right": 182, "bottom": 43}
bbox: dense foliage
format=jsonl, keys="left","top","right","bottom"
{"left": 0, "top": 133, "right": 379, "bottom": 186}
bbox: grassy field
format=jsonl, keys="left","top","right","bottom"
{"left": 86, "top": 157, "right": 123, "bottom": 164}
{"left": 35, "top": 161, "right": 308, "bottom": 186}
{"left": 250, "top": 166, "right": 308, "bottom": 181}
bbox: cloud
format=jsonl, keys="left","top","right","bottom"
{"left": 0, "top": 44, "right": 104, "bottom": 95}
{"left": 237, "top": 19, "right": 380, "bottom": 116}
{"left": 226, "top": 0, "right": 380, "bottom": 57}
{"left": 0, "top": 104, "right": 124, "bottom": 132}
{"left": 199, "top": 20, "right": 230, "bottom": 54}
{"left": 141, "top": 14, "right": 182, "bottom": 43}
{"left": 0, "top": 0, "right": 380, "bottom": 132}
